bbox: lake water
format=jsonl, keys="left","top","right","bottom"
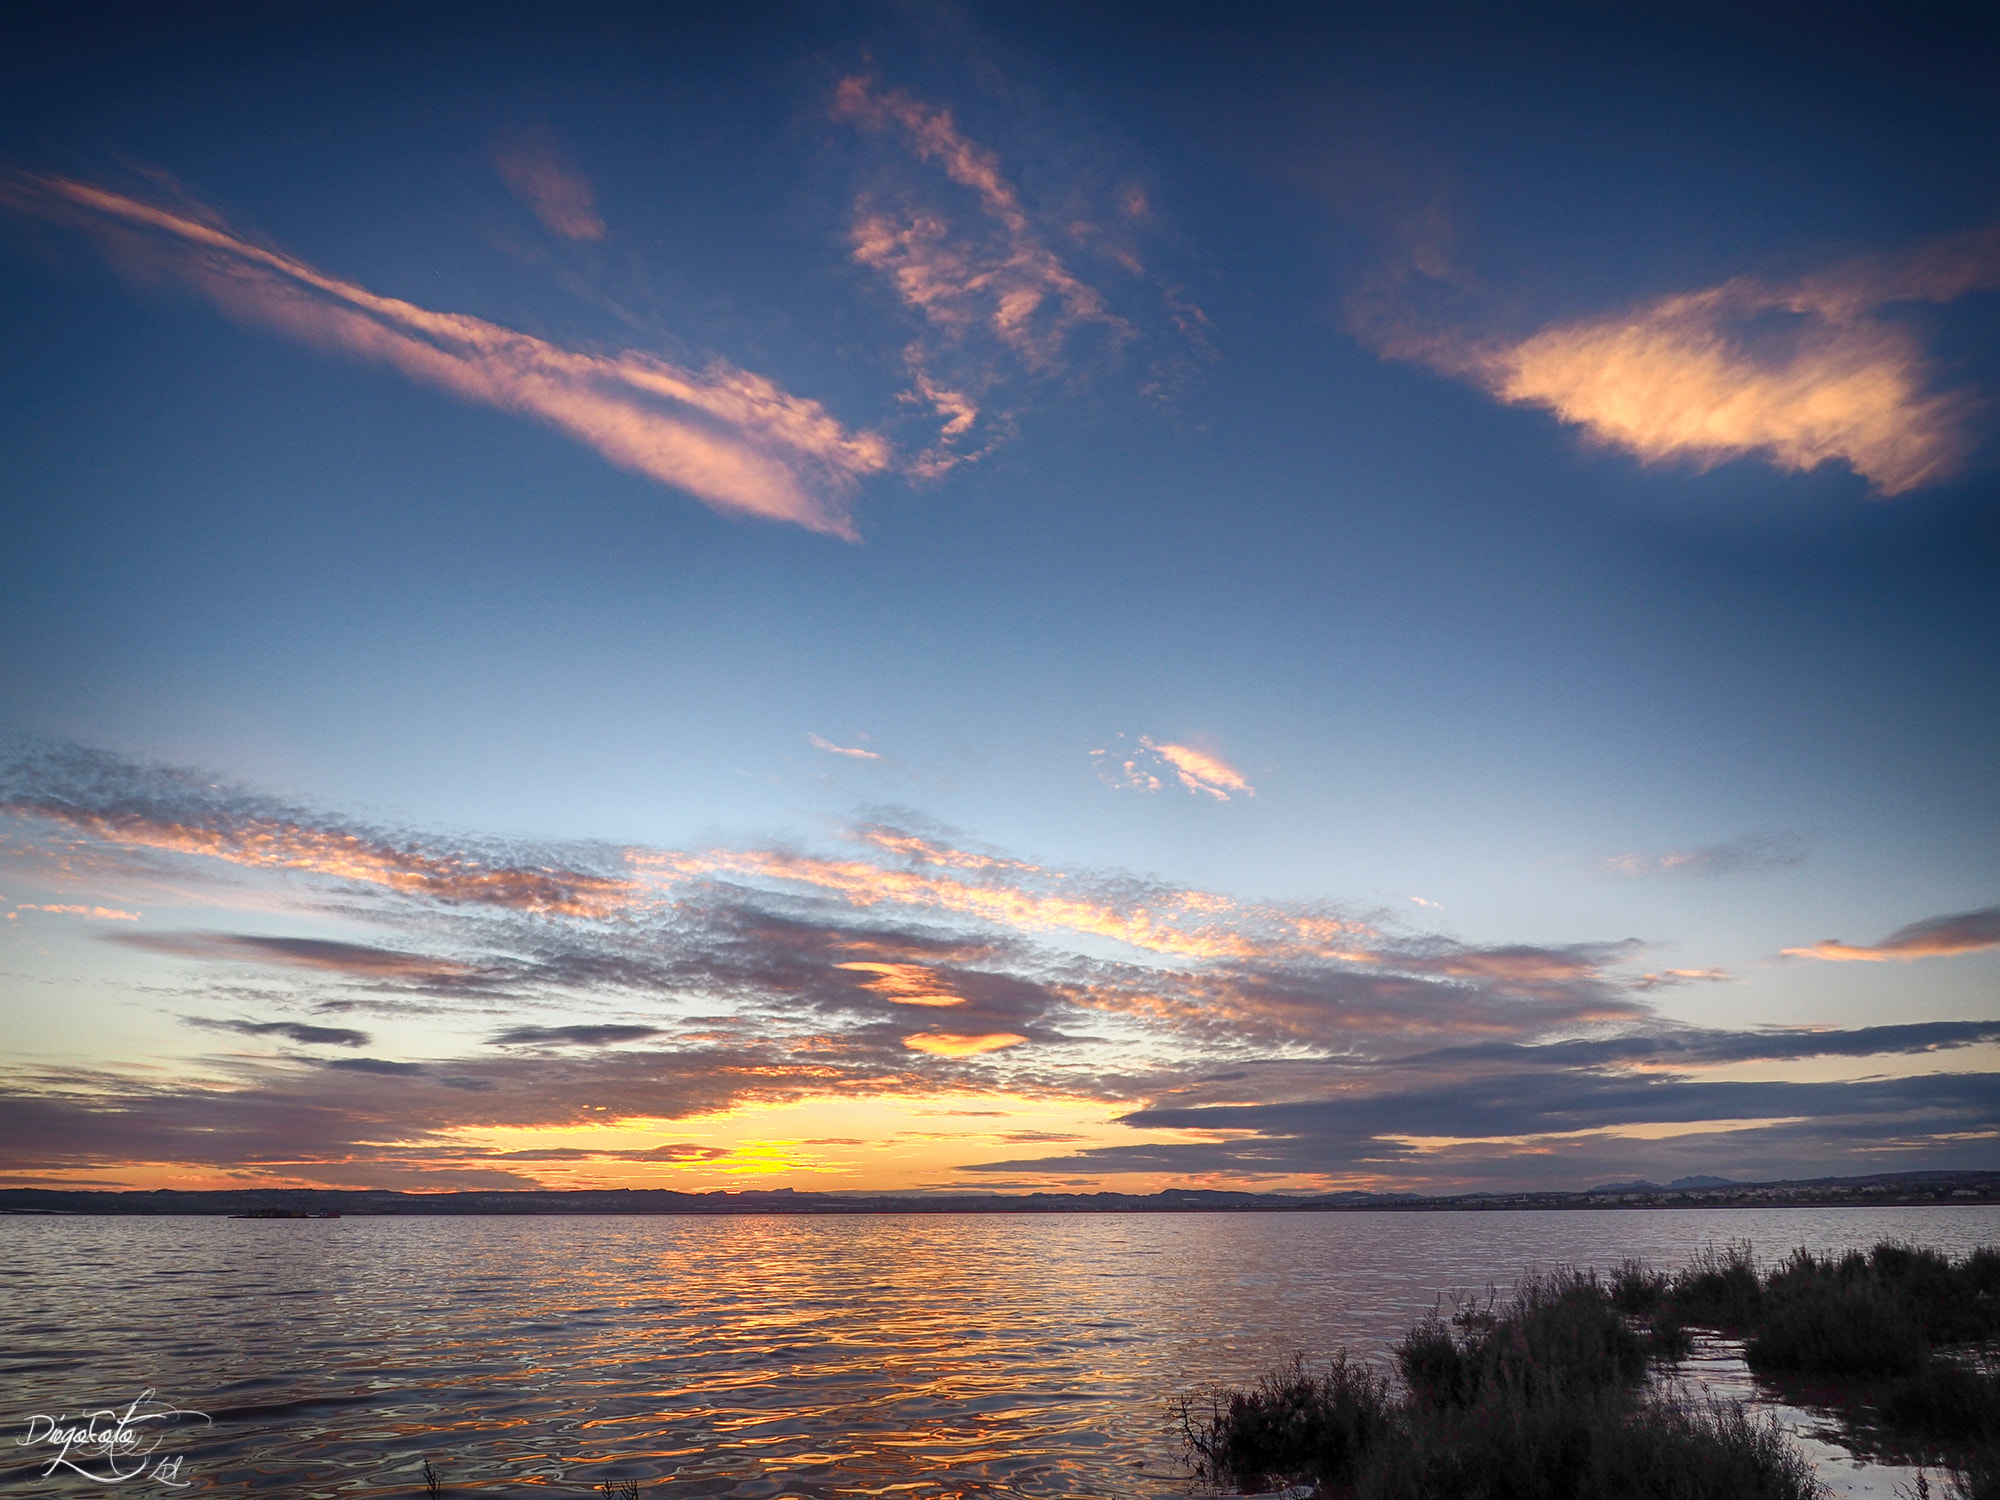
{"left": 4, "top": 1206, "right": 1996, "bottom": 1497}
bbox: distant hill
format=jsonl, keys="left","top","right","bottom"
{"left": 0, "top": 1169, "right": 1993, "bottom": 1216}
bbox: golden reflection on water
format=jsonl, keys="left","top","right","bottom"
{"left": 2, "top": 1207, "right": 1996, "bottom": 1496}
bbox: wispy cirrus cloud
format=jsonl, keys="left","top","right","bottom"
{"left": 1597, "top": 831, "right": 1806, "bottom": 878}
{"left": 807, "top": 733, "right": 882, "bottom": 761}
{"left": 834, "top": 76, "right": 1127, "bottom": 373}
{"left": 0, "top": 171, "right": 888, "bottom": 536}
{"left": 494, "top": 133, "right": 606, "bottom": 241}
{"left": 1372, "top": 226, "right": 2000, "bottom": 495}
{"left": 831, "top": 76, "right": 1204, "bottom": 472}
{"left": 1784, "top": 905, "right": 2000, "bottom": 963}
{"left": 8, "top": 902, "right": 140, "bottom": 920}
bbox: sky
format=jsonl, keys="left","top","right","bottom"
{"left": 0, "top": 3, "right": 1995, "bottom": 1196}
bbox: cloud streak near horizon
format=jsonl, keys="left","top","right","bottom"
{"left": 1, "top": 743, "right": 1992, "bottom": 1193}
{"left": 0, "top": 172, "right": 889, "bottom": 537}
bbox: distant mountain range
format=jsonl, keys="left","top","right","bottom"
{"left": 1, "top": 1168, "right": 1993, "bottom": 1216}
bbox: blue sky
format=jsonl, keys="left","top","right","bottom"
{"left": 1, "top": 3, "right": 1995, "bottom": 1193}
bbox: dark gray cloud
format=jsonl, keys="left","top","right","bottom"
{"left": 966, "top": 1071, "right": 2000, "bottom": 1183}
{"left": 488, "top": 1024, "right": 664, "bottom": 1047}
{"left": 183, "top": 1016, "right": 371, "bottom": 1048}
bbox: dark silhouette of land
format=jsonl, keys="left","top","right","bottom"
{"left": 1, "top": 1169, "right": 1993, "bottom": 1216}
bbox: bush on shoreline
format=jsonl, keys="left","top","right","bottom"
{"left": 1182, "top": 1238, "right": 1999, "bottom": 1499}
{"left": 1178, "top": 1268, "right": 1818, "bottom": 1499}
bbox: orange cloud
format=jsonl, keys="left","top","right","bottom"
{"left": 835, "top": 961, "right": 966, "bottom": 1007}
{"left": 902, "top": 1031, "right": 1026, "bottom": 1057}
{"left": 833, "top": 77, "right": 1126, "bottom": 373}
{"left": 40, "top": 808, "right": 634, "bottom": 917}
{"left": 494, "top": 138, "right": 606, "bottom": 240}
{"left": 1143, "top": 738, "right": 1253, "bottom": 801}
{"left": 1784, "top": 906, "right": 2000, "bottom": 963}
{"left": 11, "top": 903, "right": 140, "bottom": 920}
{"left": 1, "top": 173, "right": 888, "bottom": 536}
{"left": 1377, "top": 226, "right": 2000, "bottom": 495}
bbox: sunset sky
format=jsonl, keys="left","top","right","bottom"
{"left": 2, "top": 4, "right": 1995, "bottom": 1195}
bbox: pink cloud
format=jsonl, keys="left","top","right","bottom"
{"left": 833, "top": 78, "right": 1127, "bottom": 374}
{"left": 1, "top": 172, "right": 888, "bottom": 537}
{"left": 1784, "top": 906, "right": 2000, "bottom": 963}
{"left": 494, "top": 138, "right": 606, "bottom": 241}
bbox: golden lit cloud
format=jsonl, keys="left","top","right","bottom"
{"left": 901, "top": 1031, "right": 1027, "bottom": 1057}
{"left": 1377, "top": 226, "right": 2000, "bottom": 495}
{"left": 835, "top": 961, "right": 966, "bottom": 1006}
{"left": 1143, "top": 738, "right": 1253, "bottom": 800}
{"left": 0, "top": 173, "right": 888, "bottom": 536}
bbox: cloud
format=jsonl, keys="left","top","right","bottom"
{"left": 1375, "top": 226, "right": 2000, "bottom": 495}
{"left": 1093, "top": 735, "right": 1254, "bottom": 801}
{"left": 116, "top": 932, "right": 486, "bottom": 985}
{"left": 487, "top": 1024, "right": 663, "bottom": 1047}
{"left": 808, "top": 733, "right": 881, "bottom": 761}
{"left": 494, "top": 136, "right": 606, "bottom": 241}
{"left": 183, "top": 1017, "right": 371, "bottom": 1047}
{"left": 902, "top": 1031, "right": 1028, "bottom": 1057}
{"left": 5, "top": 742, "right": 1994, "bottom": 1193}
{"left": 0, "top": 171, "right": 888, "bottom": 536}
{"left": 1629, "top": 968, "right": 1733, "bottom": 992}
{"left": 9, "top": 903, "right": 140, "bottom": 920}
{"left": 1784, "top": 905, "right": 2000, "bottom": 963}
{"left": 1598, "top": 831, "right": 1806, "bottom": 878}
{"left": 834, "top": 77, "right": 1127, "bottom": 374}
{"left": 3, "top": 743, "right": 637, "bottom": 917}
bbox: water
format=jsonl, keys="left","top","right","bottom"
{"left": 3, "top": 1206, "right": 1994, "bottom": 1497}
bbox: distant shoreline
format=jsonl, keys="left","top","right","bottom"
{"left": 3, "top": 1168, "right": 1994, "bottom": 1216}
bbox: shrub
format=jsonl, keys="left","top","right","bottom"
{"left": 1949, "top": 1444, "right": 2000, "bottom": 1500}
{"left": 1352, "top": 1391, "right": 1821, "bottom": 1500}
{"left": 1611, "top": 1259, "right": 1667, "bottom": 1313}
{"left": 1669, "top": 1241, "right": 1761, "bottom": 1328}
{"left": 1880, "top": 1360, "right": 2000, "bottom": 1442}
{"left": 1748, "top": 1277, "right": 1927, "bottom": 1375}
{"left": 1176, "top": 1350, "right": 1393, "bottom": 1493}
{"left": 1397, "top": 1269, "right": 1651, "bottom": 1412}
{"left": 1648, "top": 1303, "right": 1693, "bottom": 1362}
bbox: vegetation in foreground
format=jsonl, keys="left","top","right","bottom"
{"left": 1182, "top": 1240, "right": 2000, "bottom": 1499}
{"left": 1178, "top": 1267, "right": 1817, "bottom": 1499}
